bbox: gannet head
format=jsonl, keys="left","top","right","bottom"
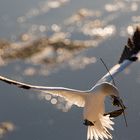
{"left": 95, "top": 82, "right": 126, "bottom": 110}
{"left": 100, "top": 82, "right": 119, "bottom": 97}
{"left": 93, "top": 82, "right": 119, "bottom": 97}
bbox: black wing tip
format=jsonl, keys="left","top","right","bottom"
{"left": 18, "top": 85, "right": 31, "bottom": 89}
{"left": 104, "top": 108, "right": 125, "bottom": 118}
{"left": 118, "top": 26, "right": 140, "bottom": 64}
{"left": 0, "top": 76, "right": 31, "bottom": 90}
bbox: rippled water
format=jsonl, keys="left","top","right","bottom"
{"left": 0, "top": 0, "right": 140, "bottom": 140}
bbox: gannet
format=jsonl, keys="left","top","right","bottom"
{"left": 0, "top": 27, "right": 139, "bottom": 140}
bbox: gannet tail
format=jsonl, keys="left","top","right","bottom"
{"left": 87, "top": 114, "right": 114, "bottom": 140}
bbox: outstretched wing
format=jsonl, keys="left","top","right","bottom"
{"left": 0, "top": 75, "right": 86, "bottom": 108}
{"left": 97, "top": 27, "right": 140, "bottom": 84}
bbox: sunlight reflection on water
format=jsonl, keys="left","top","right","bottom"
{"left": 0, "top": 122, "right": 15, "bottom": 138}
{"left": 0, "top": 0, "right": 140, "bottom": 139}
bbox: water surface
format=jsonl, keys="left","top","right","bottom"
{"left": 0, "top": 0, "right": 140, "bottom": 140}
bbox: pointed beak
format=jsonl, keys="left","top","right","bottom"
{"left": 111, "top": 95, "right": 128, "bottom": 127}
{"left": 111, "top": 96, "right": 126, "bottom": 109}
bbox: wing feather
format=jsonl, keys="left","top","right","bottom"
{"left": 0, "top": 75, "right": 86, "bottom": 107}
{"left": 96, "top": 27, "right": 140, "bottom": 85}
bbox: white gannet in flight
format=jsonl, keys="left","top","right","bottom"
{"left": 0, "top": 27, "right": 140, "bottom": 140}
